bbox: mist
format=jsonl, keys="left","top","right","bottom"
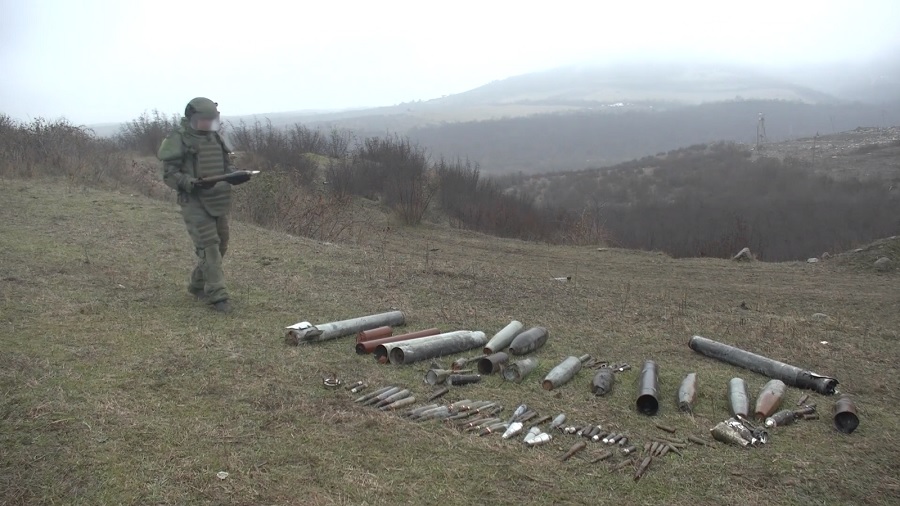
{"left": 2, "top": 0, "right": 899, "bottom": 124}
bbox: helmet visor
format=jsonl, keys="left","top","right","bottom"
{"left": 190, "top": 113, "right": 221, "bottom": 132}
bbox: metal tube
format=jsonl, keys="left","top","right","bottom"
{"left": 678, "top": 373, "right": 697, "bottom": 412}
{"left": 446, "top": 374, "right": 482, "bottom": 386}
{"left": 424, "top": 369, "right": 452, "bottom": 386}
{"left": 374, "top": 330, "right": 473, "bottom": 362}
{"left": 356, "top": 328, "right": 441, "bottom": 354}
{"left": 484, "top": 320, "right": 524, "bottom": 354}
{"left": 636, "top": 360, "right": 660, "bottom": 415}
{"left": 689, "top": 335, "right": 838, "bottom": 395}
{"left": 833, "top": 395, "right": 859, "bottom": 434}
{"left": 389, "top": 331, "right": 488, "bottom": 365}
{"left": 502, "top": 358, "right": 540, "bottom": 383}
{"left": 381, "top": 395, "right": 416, "bottom": 411}
{"left": 754, "top": 379, "right": 787, "bottom": 420}
{"left": 356, "top": 326, "right": 393, "bottom": 343}
{"left": 542, "top": 356, "right": 584, "bottom": 391}
{"left": 374, "top": 389, "right": 410, "bottom": 408}
{"left": 728, "top": 378, "right": 750, "bottom": 417}
{"left": 591, "top": 368, "right": 615, "bottom": 396}
{"left": 362, "top": 386, "right": 401, "bottom": 406}
{"left": 508, "top": 327, "right": 549, "bottom": 355}
{"left": 354, "top": 385, "right": 393, "bottom": 403}
{"left": 285, "top": 311, "right": 406, "bottom": 345}
{"left": 477, "top": 352, "right": 510, "bottom": 374}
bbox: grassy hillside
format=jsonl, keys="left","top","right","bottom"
{"left": 1, "top": 177, "right": 898, "bottom": 505}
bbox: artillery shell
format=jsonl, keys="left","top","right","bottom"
{"left": 426, "top": 387, "right": 450, "bottom": 402}
{"left": 660, "top": 445, "right": 671, "bottom": 457}
{"left": 406, "top": 403, "right": 440, "bottom": 418}
{"left": 564, "top": 426, "right": 578, "bottom": 435}
{"left": 354, "top": 385, "right": 394, "bottom": 403}
{"left": 678, "top": 373, "right": 698, "bottom": 412}
{"left": 501, "top": 422, "right": 524, "bottom": 439}
{"left": 803, "top": 413, "right": 820, "bottom": 421}
{"left": 643, "top": 442, "right": 652, "bottom": 453}
{"left": 448, "top": 399, "right": 473, "bottom": 410}
{"left": 518, "top": 411, "right": 539, "bottom": 423}
{"left": 622, "top": 445, "right": 638, "bottom": 455}
{"left": 794, "top": 405, "right": 817, "bottom": 416}
{"left": 523, "top": 426, "right": 542, "bottom": 444}
{"left": 590, "top": 450, "right": 613, "bottom": 463}
{"left": 350, "top": 382, "right": 368, "bottom": 394}
{"left": 383, "top": 396, "right": 416, "bottom": 411}
{"left": 650, "top": 442, "right": 661, "bottom": 454}
{"left": 634, "top": 456, "right": 653, "bottom": 481}
{"left": 526, "top": 433, "right": 553, "bottom": 446}
{"left": 586, "top": 426, "right": 601, "bottom": 439}
{"left": 365, "top": 387, "right": 402, "bottom": 406}
{"left": 655, "top": 424, "right": 677, "bottom": 434}
{"left": 550, "top": 414, "right": 567, "bottom": 429}
{"left": 345, "top": 380, "right": 364, "bottom": 390}
{"left": 601, "top": 433, "right": 614, "bottom": 444}
{"left": 618, "top": 437, "right": 629, "bottom": 447}
{"left": 765, "top": 409, "right": 797, "bottom": 428}
{"left": 609, "top": 434, "right": 624, "bottom": 445}
{"left": 667, "top": 445, "right": 683, "bottom": 457}
{"left": 465, "top": 418, "right": 500, "bottom": 432}
{"left": 561, "top": 441, "right": 588, "bottom": 461}
{"left": 479, "top": 422, "right": 508, "bottom": 436}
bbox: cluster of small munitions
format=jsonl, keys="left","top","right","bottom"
{"left": 286, "top": 311, "right": 859, "bottom": 479}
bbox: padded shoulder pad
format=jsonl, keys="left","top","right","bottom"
{"left": 157, "top": 131, "right": 185, "bottom": 162}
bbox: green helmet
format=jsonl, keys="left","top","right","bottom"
{"left": 185, "top": 97, "right": 221, "bottom": 132}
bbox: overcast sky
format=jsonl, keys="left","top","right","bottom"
{"left": 1, "top": 0, "right": 898, "bottom": 124}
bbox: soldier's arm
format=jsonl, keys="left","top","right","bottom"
{"left": 157, "top": 132, "right": 194, "bottom": 192}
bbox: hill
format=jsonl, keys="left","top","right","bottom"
{"left": 1, "top": 177, "right": 898, "bottom": 505}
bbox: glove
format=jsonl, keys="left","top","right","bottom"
{"left": 226, "top": 171, "right": 251, "bottom": 186}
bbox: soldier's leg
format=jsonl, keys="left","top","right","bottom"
{"left": 182, "top": 204, "right": 229, "bottom": 304}
{"left": 217, "top": 214, "right": 229, "bottom": 258}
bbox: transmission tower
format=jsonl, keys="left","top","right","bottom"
{"left": 756, "top": 113, "right": 767, "bottom": 151}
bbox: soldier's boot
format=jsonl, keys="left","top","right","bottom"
{"left": 212, "top": 300, "right": 232, "bottom": 313}
{"left": 198, "top": 243, "right": 230, "bottom": 308}
{"left": 188, "top": 265, "right": 205, "bottom": 299}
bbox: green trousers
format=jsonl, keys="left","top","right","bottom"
{"left": 181, "top": 200, "right": 230, "bottom": 303}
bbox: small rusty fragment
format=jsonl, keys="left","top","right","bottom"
{"left": 561, "top": 441, "right": 588, "bottom": 461}
{"left": 655, "top": 424, "right": 677, "bottom": 434}
{"left": 612, "top": 458, "right": 635, "bottom": 472}
{"left": 833, "top": 395, "right": 859, "bottom": 434}
{"left": 687, "top": 435, "right": 714, "bottom": 447}
{"left": 590, "top": 450, "right": 613, "bottom": 463}
{"left": 797, "top": 393, "right": 810, "bottom": 406}
{"left": 634, "top": 456, "right": 653, "bottom": 481}
{"left": 426, "top": 387, "right": 450, "bottom": 402}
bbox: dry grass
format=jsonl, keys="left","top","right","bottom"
{"left": 1, "top": 178, "right": 898, "bottom": 505}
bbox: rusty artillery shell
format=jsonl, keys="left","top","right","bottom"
{"left": 345, "top": 380, "right": 364, "bottom": 391}
{"left": 357, "top": 326, "right": 393, "bottom": 343}
{"left": 592, "top": 368, "right": 616, "bottom": 396}
{"left": 561, "top": 441, "right": 588, "bottom": 461}
{"left": 634, "top": 456, "right": 653, "bottom": 481}
{"left": 804, "top": 413, "right": 820, "bottom": 420}
{"left": 655, "top": 424, "right": 677, "bottom": 434}
{"left": 590, "top": 450, "right": 613, "bottom": 463}
{"left": 622, "top": 445, "right": 638, "bottom": 455}
{"left": 350, "top": 382, "right": 369, "bottom": 394}
{"left": 576, "top": 426, "right": 588, "bottom": 437}
{"left": 618, "top": 437, "right": 629, "bottom": 447}
{"left": 636, "top": 360, "right": 660, "bottom": 415}
{"left": 612, "top": 458, "right": 635, "bottom": 472}
{"left": 426, "top": 387, "right": 450, "bottom": 402}
{"left": 602, "top": 433, "right": 615, "bottom": 444}
{"left": 477, "top": 352, "right": 510, "bottom": 375}
{"left": 833, "top": 395, "right": 859, "bottom": 434}
{"left": 765, "top": 409, "right": 797, "bottom": 428}
{"left": 543, "top": 356, "right": 584, "bottom": 391}
{"left": 586, "top": 426, "right": 602, "bottom": 438}
{"left": 383, "top": 395, "right": 416, "bottom": 411}
{"left": 755, "top": 379, "right": 787, "bottom": 420}
{"left": 564, "top": 426, "right": 578, "bottom": 434}
{"left": 609, "top": 434, "right": 624, "bottom": 445}
{"left": 728, "top": 378, "right": 750, "bottom": 417}
{"left": 508, "top": 327, "right": 549, "bottom": 355}
{"left": 797, "top": 393, "right": 810, "bottom": 406}
{"left": 678, "top": 372, "right": 698, "bottom": 412}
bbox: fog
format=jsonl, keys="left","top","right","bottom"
{"left": 1, "top": 0, "right": 898, "bottom": 124}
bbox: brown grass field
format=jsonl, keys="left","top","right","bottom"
{"left": 1, "top": 177, "right": 898, "bottom": 505}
